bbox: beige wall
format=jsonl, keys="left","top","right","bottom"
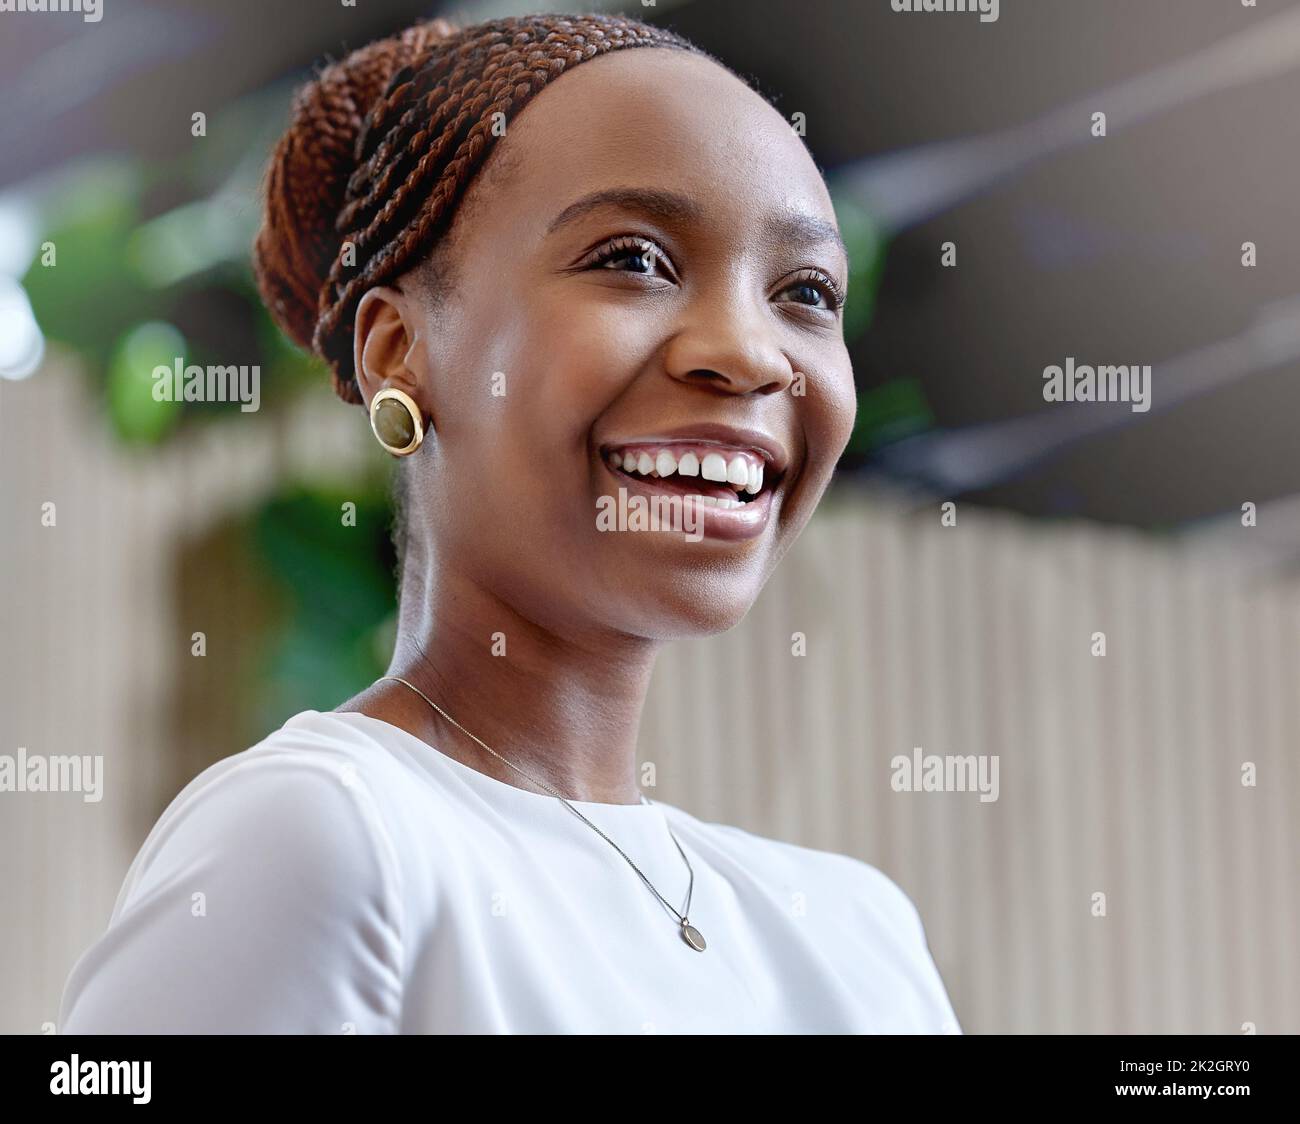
{"left": 644, "top": 496, "right": 1300, "bottom": 1033}
{"left": 3, "top": 358, "right": 1297, "bottom": 1033}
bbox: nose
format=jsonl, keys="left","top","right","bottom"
{"left": 662, "top": 291, "right": 795, "bottom": 397}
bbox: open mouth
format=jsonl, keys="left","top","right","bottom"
{"left": 600, "top": 443, "right": 779, "bottom": 508}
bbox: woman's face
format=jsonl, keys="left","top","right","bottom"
{"left": 388, "top": 47, "right": 856, "bottom": 640}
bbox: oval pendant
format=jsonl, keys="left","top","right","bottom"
{"left": 681, "top": 922, "right": 707, "bottom": 951}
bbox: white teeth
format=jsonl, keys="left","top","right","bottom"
{"left": 609, "top": 445, "right": 769, "bottom": 500}
{"left": 700, "top": 452, "right": 728, "bottom": 483}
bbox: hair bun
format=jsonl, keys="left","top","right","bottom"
{"left": 253, "top": 18, "right": 458, "bottom": 357}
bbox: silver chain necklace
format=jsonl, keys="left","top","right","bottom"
{"left": 378, "top": 676, "right": 707, "bottom": 952}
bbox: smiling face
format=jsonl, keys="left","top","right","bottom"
{"left": 367, "top": 47, "right": 856, "bottom": 641}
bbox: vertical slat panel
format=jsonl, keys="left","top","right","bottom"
{"left": 4, "top": 360, "right": 1299, "bottom": 1034}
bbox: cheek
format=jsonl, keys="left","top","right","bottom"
{"left": 799, "top": 352, "right": 858, "bottom": 474}
{"left": 827, "top": 363, "right": 859, "bottom": 451}
{"left": 451, "top": 303, "right": 647, "bottom": 524}
{"left": 498, "top": 294, "right": 660, "bottom": 446}
{"left": 527, "top": 283, "right": 664, "bottom": 379}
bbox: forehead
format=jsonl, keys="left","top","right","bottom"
{"left": 464, "top": 48, "right": 841, "bottom": 257}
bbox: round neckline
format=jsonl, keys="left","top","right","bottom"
{"left": 312, "top": 709, "right": 666, "bottom": 818}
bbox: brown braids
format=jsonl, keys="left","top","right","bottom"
{"left": 253, "top": 12, "right": 702, "bottom": 405}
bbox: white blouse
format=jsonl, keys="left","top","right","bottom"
{"left": 58, "top": 709, "right": 962, "bottom": 1034}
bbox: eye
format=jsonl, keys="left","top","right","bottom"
{"left": 776, "top": 269, "right": 845, "bottom": 312}
{"left": 580, "top": 235, "right": 677, "bottom": 281}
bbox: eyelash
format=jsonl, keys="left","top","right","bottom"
{"left": 579, "top": 235, "right": 846, "bottom": 313}
{"left": 784, "top": 268, "right": 846, "bottom": 313}
{"left": 585, "top": 236, "right": 670, "bottom": 279}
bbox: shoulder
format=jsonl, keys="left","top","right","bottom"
{"left": 58, "top": 711, "right": 408, "bottom": 1033}
{"left": 663, "top": 808, "right": 961, "bottom": 1033}
{"left": 111, "top": 711, "right": 406, "bottom": 921}
{"left": 663, "top": 805, "right": 929, "bottom": 940}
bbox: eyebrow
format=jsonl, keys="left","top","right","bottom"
{"left": 545, "top": 187, "right": 849, "bottom": 265}
{"left": 773, "top": 211, "right": 849, "bottom": 266}
{"left": 546, "top": 188, "right": 703, "bottom": 235}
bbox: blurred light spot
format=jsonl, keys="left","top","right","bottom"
{"left": 107, "top": 321, "right": 186, "bottom": 444}
{"left": 128, "top": 198, "right": 247, "bottom": 287}
{"left": 0, "top": 198, "right": 39, "bottom": 277}
{"left": 0, "top": 277, "right": 45, "bottom": 381}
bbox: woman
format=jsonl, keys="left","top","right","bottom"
{"left": 58, "top": 11, "right": 961, "bottom": 1034}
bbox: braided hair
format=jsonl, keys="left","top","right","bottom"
{"left": 253, "top": 12, "right": 704, "bottom": 404}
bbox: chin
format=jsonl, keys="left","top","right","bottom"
{"left": 605, "top": 571, "right": 768, "bottom": 641}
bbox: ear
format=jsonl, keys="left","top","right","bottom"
{"left": 353, "top": 286, "right": 427, "bottom": 416}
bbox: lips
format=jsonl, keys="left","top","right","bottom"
{"left": 597, "top": 431, "right": 789, "bottom": 542}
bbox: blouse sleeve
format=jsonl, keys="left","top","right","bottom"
{"left": 57, "top": 751, "right": 405, "bottom": 1034}
{"left": 850, "top": 856, "right": 964, "bottom": 1035}
{"left": 898, "top": 890, "right": 963, "bottom": 1034}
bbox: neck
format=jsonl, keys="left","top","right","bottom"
{"left": 369, "top": 566, "right": 661, "bottom": 805}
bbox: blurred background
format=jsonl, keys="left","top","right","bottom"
{"left": 2, "top": 0, "right": 1297, "bottom": 1034}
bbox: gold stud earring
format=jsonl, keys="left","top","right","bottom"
{"left": 369, "top": 387, "right": 425, "bottom": 457}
